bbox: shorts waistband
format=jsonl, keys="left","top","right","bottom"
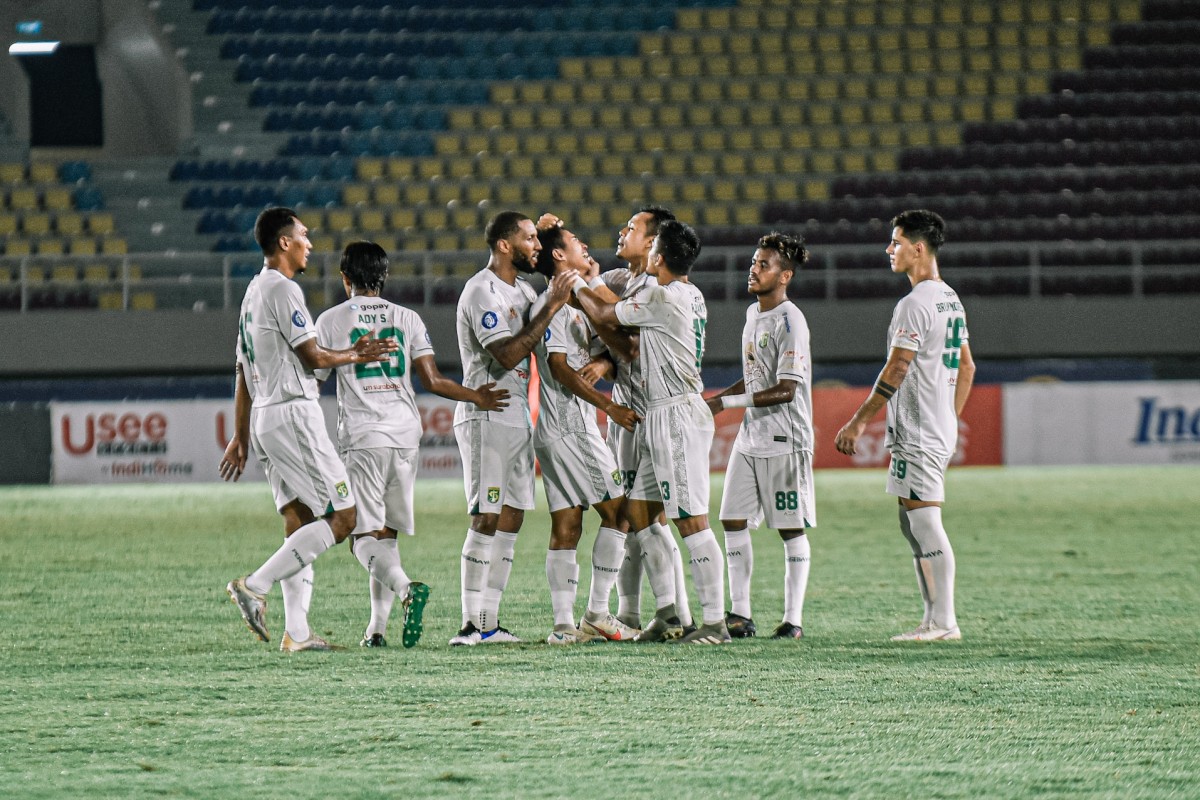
{"left": 646, "top": 392, "right": 702, "bottom": 410}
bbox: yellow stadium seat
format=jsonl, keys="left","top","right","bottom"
{"left": 25, "top": 265, "right": 46, "bottom": 282}
{"left": 88, "top": 213, "right": 115, "bottom": 235}
{"left": 55, "top": 212, "right": 84, "bottom": 235}
{"left": 0, "top": 266, "right": 13, "bottom": 283}
{"left": 342, "top": 184, "right": 370, "bottom": 206}
{"left": 22, "top": 212, "right": 51, "bottom": 235}
{"left": 0, "top": 164, "right": 23, "bottom": 184}
{"left": 43, "top": 188, "right": 72, "bottom": 211}
{"left": 386, "top": 159, "right": 415, "bottom": 180}
{"left": 51, "top": 264, "right": 77, "bottom": 282}
{"left": 98, "top": 291, "right": 124, "bottom": 310}
{"left": 420, "top": 208, "right": 449, "bottom": 230}
{"left": 69, "top": 237, "right": 97, "bottom": 256}
{"left": 37, "top": 238, "right": 65, "bottom": 256}
{"left": 372, "top": 184, "right": 400, "bottom": 206}
{"left": 358, "top": 210, "right": 386, "bottom": 233}
{"left": 403, "top": 184, "right": 431, "bottom": 204}
{"left": 29, "top": 163, "right": 55, "bottom": 183}
{"left": 355, "top": 159, "right": 384, "bottom": 181}
{"left": 325, "top": 210, "right": 354, "bottom": 232}
{"left": 131, "top": 292, "right": 156, "bottom": 311}
{"left": 309, "top": 235, "right": 335, "bottom": 254}
{"left": 389, "top": 209, "right": 416, "bottom": 230}
{"left": 84, "top": 264, "right": 111, "bottom": 282}
{"left": 0, "top": 213, "right": 15, "bottom": 235}
{"left": 556, "top": 181, "right": 585, "bottom": 204}
{"left": 101, "top": 237, "right": 128, "bottom": 255}
{"left": 8, "top": 188, "right": 38, "bottom": 209}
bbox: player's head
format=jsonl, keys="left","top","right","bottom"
{"left": 750, "top": 232, "right": 808, "bottom": 296}
{"left": 647, "top": 219, "right": 701, "bottom": 277}
{"left": 890, "top": 209, "right": 946, "bottom": 260}
{"left": 535, "top": 221, "right": 589, "bottom": 279}
{"left": 617, "top": 205, "right": 676, "bottom": 264}
{"left": 340, "top": 240, "right": 389, "bottom": 294}
{"left": 485, "top": 211, "right": 539, "bottom": 274}
{"left": 255, "top": 207, "right": 310, "bottom": 270}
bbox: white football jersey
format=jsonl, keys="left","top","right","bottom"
{"left": 531, "top": 295, "right": 603, "bottom": 447}
{"left": 734, "top": 300, "right": 813, "bottom": 456}
{"left": 602, "top": 268, "right": 650, "bottom": 416}
{"left": 237, "top": 267, "right": 319, "bottom": 407}
{"left": 615, "top": 279, "right": 707, "bottom": 404}
{"left": 454, "top": 267, "right": 537, "bottom": 429}
{"left": 314, "top": 296, "right": 434, "bottom": 451}
{"left": 886, "top": 279, "right": 969, "bottom": 458}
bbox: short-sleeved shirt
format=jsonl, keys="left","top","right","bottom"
{"left": 886, "top": 279, "right": 969, "bottom": 458}
{"left": 531, "top": 295, "right": 603, "bottom": 448}
{"left": 453, "top": 267, "right": 538, "bottom": 429}
{"left": 314, "top": 296, "right": 435, "bottom": 451}
{"left": 615, "top": 279, "right": 707, "bottom": 404}
{"left": 734, "top": 300, "right": 814, "bottom": 456}
{"left": 238, "top": 267, "right": 319, "bottom": 407}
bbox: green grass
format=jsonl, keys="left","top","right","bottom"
{"left": 2, "top": 467, "right": 1199, "bottom": 799}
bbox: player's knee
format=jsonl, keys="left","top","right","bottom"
{"left": 721, "top": 519, "right": 749, "bottom": 532}
{"left": 329, "top": 506, "right": 357, "bottom": 542}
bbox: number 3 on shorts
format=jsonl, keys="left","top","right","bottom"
{"left": 660, "top": 481, "right": 670, "bottom": 501}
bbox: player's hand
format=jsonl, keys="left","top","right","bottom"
{"left": 584, "top": 255, "right": 601, "bottom": 282}
{"left": 352, "top": 333, "right": 400, "bottom": 363}
{"left": 706, "top": 395, "right": 724, "bottom": 417}
{"left": 473, "top": 381, "right": 510, "bottom": 412}
{"left": 536, "top": 213, "right": 563, "bottom": 231}
{"left": 546, "top": 271, "right": 574, "bottom": 309}
{"left": 577, "top": 358, "right": 612, "bottom": 386}
{"left": 834, "top": 420, "right": 864, "bottom": 456}
{"left": 605, "top": 403, "right": 640, "bottom": 433}
{"left": 219, "top": 436, "right": 248, "bottom": 481}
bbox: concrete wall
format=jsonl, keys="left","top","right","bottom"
{"left": 1, "top": 295, "right": 1198, "bottom": 377}
{"left": 0, "top": 0, "right": 190, "bottom": 155}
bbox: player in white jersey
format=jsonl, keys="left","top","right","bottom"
{"left": 575, "top": 220, "right": 730, "bottom": 644}
{"left": 451, "top": 211, "right": 575, "bottom": 646}
{"left": 224, "top": 208, "right": 398, "bottom": 651}
{"left": 835, "top": 210, "right": 976, "bottom": 642}
{"left": 583, "top": 207, "right": 695, "bottom": 637}
{"left": 708, "top": 233, "right": 815, "bottom": 641}
{"left": 530, "top": 217, "right": 640, "bottom": 644}
{"left": 315, "top": 241, "right": 509, "bottom": 648}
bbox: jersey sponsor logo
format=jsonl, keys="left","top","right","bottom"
{"left": 486, "top": 486, "right": 500, "bottom": 504}
{"left": 482, "top": 311, "right": 498, "bottom": 329}
{"left": 291, "top": 310, "right": 307, "bottom": 328}
{"left": 335, "top": 481, "right": 349, "bottom": 499}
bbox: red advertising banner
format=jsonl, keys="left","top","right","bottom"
{"left": 707, "top": 385, "right": 1003, "bottom": 471}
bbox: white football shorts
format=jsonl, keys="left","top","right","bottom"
{"left": 454, "top": 419, "right": 535, "bottom": 515}
{"left": 719, "top": 447, "right": 816, "bottom": 530}
{"left": 536, "top": 427, "right": 625, "bottom": 513}
{"left": 251, "top": 400, "right": 354, "bottom": 516}
{"left": 885, "top": 448, "right": 951, "bottom": 503}
{"left": 628, "top": 394, "right": 714, "bottom": 520}
{"left": 342, "top": 446, "right": 418, "bottom": 535}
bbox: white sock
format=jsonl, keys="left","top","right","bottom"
{"left": 353, "top": 536, "right": 411, "bottom": 599}
{"left": 657, "top": 522, "right": 693, "bottom": 627}
{"left": 546, "top": 549, "right": 579, "bottom": 628}
{"left": 246, "top": 519, "right": 335, "bottom": 595}
{"left": 479, "top": 530, "right": 517, "bottom": 632}
{"left": 616, "top": 533, "right": 643, "bottom": 623}
{"left": 724, "top": 527, "right": 753, "bottom": 619}
{"left": 587, "top": 527, "right": 626, "bottom": 614}
{"left": 683, "top": 529, "right": 725, "bottom": 626}
{"left": 367, "top": 573, "right": 395, "bottom": 637}
{"left": 906, "top": 507, "right": 957, "bottom": 629}
{"left": 460, "top": 529, "right": 492, "bottom": 627}
{"left": 899, "top": 508, "right": 933, "bottom": 625}
{"left": 281, "top": 563, "right": 313, "bottom": 642}
{"left": 782, "top": 535, "right": 811, "bottom": 627}
{"left": 635, "top": 526, "right": 676, "bottom": 612}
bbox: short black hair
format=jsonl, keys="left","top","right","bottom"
{"left": 654, "top": 219, "right": 701, "bottom": 275}
{"left": 892, "top": 209, "right": 946, "bottom": 254}
{"left": 254, "top": 207, "right": 299, "bottom": 256}
{"left": 484, "top": 211, "right": 531, "bottom": 251}
{"left": 636, "top": 205, "right": 676, "bottom": 237}
{"left": 340, "top": 241, "right": 389, "bottom": 293}
{"left": 534, "top": 223, "right": 567, "bottom": 279}
{"left": 757, "top": 232, "right": 809, "bottom": 275}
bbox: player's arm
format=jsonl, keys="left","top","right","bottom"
{"left": 292, "top": 332, "right": 398, "bottom": 370}
{"left": 485, "top": 272, "right": 574, "bottom": 370}
{"left": 412, "top": 354, "right": 509, "bottom": 411}
{"left": 707, "top": 378, "right": 800, "bottom": 416}
{"left": 548, "top": 352, "right": 640, "bottom": 432}
{"left": 834, "top": 346, "right": 915, "bottom": 456}
{"left": 578, "top": 352, "right": 616, "bottom": 386}
{"left": 574, "top": 281, "right": 642, "bottom": 362}
{"left": 219, "top": 362, "right": 251, "bottom": 482}
{"left": 954, "top": 342, "right": 975, "bottom": 416}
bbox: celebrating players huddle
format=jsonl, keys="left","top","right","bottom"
{"left": 223, "top": 205, "right": 975, "bottom": 650}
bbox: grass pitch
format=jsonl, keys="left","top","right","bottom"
{"left": 2, "top": 467, "right": 1199, "bottom": 799}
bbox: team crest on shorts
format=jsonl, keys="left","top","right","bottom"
{"left": 487, "top": 486, "right": 500, "bottom": 504}
{"left": 335, "top": 481, "right": 349, "bottom": 499}
{"left": 611, "top": 470, "right": 622, "bottom": 486}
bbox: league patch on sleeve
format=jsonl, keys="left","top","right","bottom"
{"left": 482, "top": 311, "right": 498, "bottom": 329}
{"left": 292, "top": 310, "right": 307, "bottom": 328}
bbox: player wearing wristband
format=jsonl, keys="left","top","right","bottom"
{"left": 707, "top": 233, "right": 815, "bottom": 641}
{"left": 835, "top": 210, "right": 975, "bottom": 642}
